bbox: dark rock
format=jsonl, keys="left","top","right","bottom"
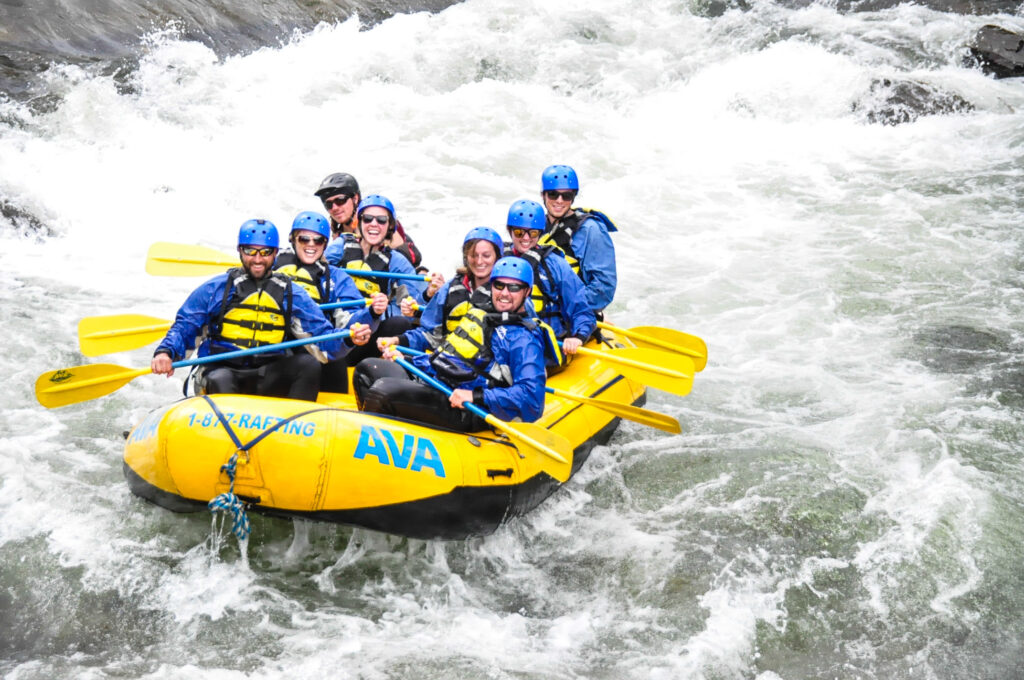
{"left": 853, "top": 78, "right": 973, "bottom": 125}
{"left": 839, "top": 0, "right": 1022, "bottom": 13}
{"left": 965, "top": 25, "right": 1024, "bottom": 79}
{"left": 0, "top": 198, "right": 51, "bottom": 238}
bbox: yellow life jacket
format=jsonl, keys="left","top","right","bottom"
{"left": 211, "top": 269, "right": 293, "bottom": 352}
{"left": 509, "top": 245, "right": 562, "bottom": 321}
{"left": 442, "top": 275, "right": 493, "bottom": 334}
{"left": 429, "top": 308, "right": 536, "bottom": 387}
{"left": 338, "top": 237, "right": 392, "bottom": 298}
{"left": 273, "top": 251, "right": 330, "bottom": 304}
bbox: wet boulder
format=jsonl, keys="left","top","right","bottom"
{"left": 965, "top": 25, "right": 1024, "bottom": 79}
{"left": 852, "top": 78, "right": 973, "bottom": 125}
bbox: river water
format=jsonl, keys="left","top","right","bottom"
{"left": 2, "top": 0, "right": 1024, "bottom": 678}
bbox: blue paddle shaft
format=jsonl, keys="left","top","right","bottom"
{"left": 341, "top": 268, "right": 427, "bottom": 282}
{"left": 319, "top": 299, "right": 369, "bottom": 311}
{"left": 170, "top": 329, "right": 352, "bottom": 370}
{"left": 393, "top": 357, "right": 491, "bottom": 422}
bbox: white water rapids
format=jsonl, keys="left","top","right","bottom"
{"left": 1, "top": 0, "right": 1023, "bottom": 678}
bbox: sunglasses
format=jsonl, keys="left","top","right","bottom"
{"left": 509, "top": 227, "right": 541, "bottom": 239}
{"left": 296, "top": 234, "right": 327, "bottom": 246}
{"left": 361, "top": 214, "right": 390, "bottom": 225}
{"left": 545, "top": 190, "right": 575, "bottom": 201}
{"left": 322, "top": 195, "right": 351, "bottom": 208}
{"left": 492, "top": 280, "right": 529, "bottom": 292}
{"left": 239, "top": 246, "right": 276, "bottom": 257}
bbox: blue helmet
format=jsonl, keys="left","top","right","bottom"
{"left": 357, "top": 194, "right": 396, "bottom": 236}
{"left": 491, "top": 256, "right": 534, "bottom": 288}
{"left": 238, "top": 219, "right": 279, "bottom": 249}
{"left": 541, "top": 164, "right": 579, "bottom": 191}
{"left": 463, "top": 227, "right": 504, "bottom": 256}
{"left": 506, "top": 199, "right": 546, "bottom": 232}
{"left": 290, "top": 211, "right": 331, "bottom": 240}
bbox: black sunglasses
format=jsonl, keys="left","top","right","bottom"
{"left": 361, "top": 214, "right": 390, "bottom": 225}
{"left": 296, "top": 234, "right": 327, "bottom": 246}
{"left": 323, "top": 195, "right": 351, "bottom": 208}
{"left": 544, "top": 190, "right": 575, "bottom": 201}
{"left": 492, "top": 280, "right": 528, "bottom": 292}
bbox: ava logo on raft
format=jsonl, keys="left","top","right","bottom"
{"left": 353, "top": 425, "right": 446, "bottom": 478}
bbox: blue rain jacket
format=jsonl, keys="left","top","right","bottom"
{"left": 410, "top": 322, "right": 547, "bottom": 423}
{"left": 570, "top": 214, "right": 617, "bottom": 312}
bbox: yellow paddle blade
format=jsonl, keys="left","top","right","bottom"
{"left": 576, "top": 347, "right": 695, "bottom": 397}
{"left": 630, "top": 325, "right": 708, "bottom": 371}
{"left": 35, "top": 364, "right": 151, "bottom": 409}
{"left": 547, "top": 387, "right": 681, "bottom": 434}
{"left": 78, "top": 314, "right": 172, "bottom": 356}
{"left": 484, "top": 415, "right": 572, "bottom": 483}
{"left": 598, "top": 321, "right": 708, "bottom": 372}
{"left": 146, "top": 242, "right": 237, "bottom": 276}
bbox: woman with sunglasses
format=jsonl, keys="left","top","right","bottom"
{"left": 327, "top": 195, "right": 430, "bottom": 364}
{"left": 151, "top": 219, "right": 362, "bottom": 402}
{"left": 382, "top": 226, "right": 504, "bottom": 353}
{"left": 273, "top": 211, "right": 388, "bottom": 392}
{"left": 315, "top": 172, "right": 427, "bottom": 273}
{"left": 353, "top": 257, "right": 547, "bottom": 431}
{"left": 537, "top": 164, "right": 618, "bottom": 317}
{"left": 505, "top": 199, "right": 595, "bottom": 363}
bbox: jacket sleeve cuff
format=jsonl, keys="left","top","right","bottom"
{"left": 472, "top": 387, "right": 486, "bottom": 405}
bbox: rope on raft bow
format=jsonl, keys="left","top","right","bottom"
{"left": 201, "top": 395, "right": 333, "bottom": 543}
{"left": 208, "top": 451, "right": 250, "bottom": 541}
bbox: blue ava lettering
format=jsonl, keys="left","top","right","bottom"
{"left": 353, "top": 425, "right": 446, "bottom": 478}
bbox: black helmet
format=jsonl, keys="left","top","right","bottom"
{"left": 314, "top": 172, "right": 360, "bottom": 199}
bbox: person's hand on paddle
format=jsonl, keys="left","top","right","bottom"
{"left": 377, "top": 336, "right": 399, "bottom": 352}
{"left": 381, "top": 343, "right": 402, "bottom": 361}
{"left": 562, "top": 337, "right": 583, "bottom": 355}
{"left": 450, "top": 388, "right": 473, "bottom": 410}
{"left": 369, "top": 292, "right": 388, "bottom": 316}
{"left": 151, "top": 352, "right": 174, "bottom": 377}
{"left": 399, "top": 296, "right": 419, "bottom": 317}
{"left": 424, "top": 271, "right": 445, "bottom": 300}
{"left": 349, "top": 323, "right": 371, "bottom": 346}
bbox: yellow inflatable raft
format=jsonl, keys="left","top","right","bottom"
{"left": 123, "top": 339, "right": 648, "bottom": 539}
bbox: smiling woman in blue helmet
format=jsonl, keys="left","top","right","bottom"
{"left": 273, "top": 210, "right": 387, "bottom": 392}
{"left": 352, "top": 256, "right": 547, "bottom": 431}
{"left": 379, "top": 226, "right": 505, "bottom": 353}
{"left": 538, "top": 164, "right": 618, "bottom": 316}
{"left": 326, "top": 194, "right": 434, "bottom": 364}
{"left": 150, "top": 219, "right": 358, "bottom": 402}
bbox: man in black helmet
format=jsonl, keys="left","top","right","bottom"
{"left": 314, "top": 172, "right": 361, "bottom": 237}
{"left": 315, "top": 171, "right": 427, "bottom": 273}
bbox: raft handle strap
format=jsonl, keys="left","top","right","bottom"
{"left": 201, "top": 395, "right": 334, "bottom": 542}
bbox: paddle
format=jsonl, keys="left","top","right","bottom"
{"left": 546, "top": 386, "right": 681, "bottom": 434}
{"left": 36, "top": 329, "right": 353, "bottom": 409}
{"left": 78, "top": 299, "right": 371, "bottom": 357}
{"left": 146, "top": 242, "right": 431, "bottom": 281}
{"left": 597, "top": 321, "right": 708, "bottom": 371}
{"left": 391, "top": 357, "right": 572, "bottom": 481}
{"left": 569, "top": 345, "right": 695, "bottom": 397}
{"left": 78, "top": 314, "right": 174, "bottom": 357}
{"left": 391, "top": 345, "right": 681, "bottom": 434}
